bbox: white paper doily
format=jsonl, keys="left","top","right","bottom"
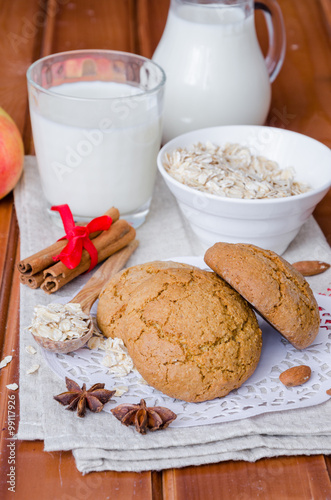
{"left": 42, "top": 256, "right": 331, "bottom": 427}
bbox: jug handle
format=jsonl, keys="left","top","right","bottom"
{"left": 254, "top": 0, "right": 286, "bottom": 83}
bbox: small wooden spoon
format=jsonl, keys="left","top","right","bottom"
{"left": 32, "top": 240, "right": 139, "bottom": 354}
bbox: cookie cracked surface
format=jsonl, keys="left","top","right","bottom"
{"left": 97, "top": 261, "right": 195, "bottom": 339}
{"left": 121, "top": 267, "right": 262, "bottom": 403}
{"left": 204, "top": 242, "right": 320, "bottom": 350}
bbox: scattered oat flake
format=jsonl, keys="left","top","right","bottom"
{"left": 26, "top": 345, "right": 37, "bottom": 355}
{"left": 0, "top": 355, "right": 12, "bottom": 369}
{"left": 104, "top": 360, "right": 133, "bottom": 377}
{"left": 114, "top": 386, "right": 129, "bottom": 397}
{"left": 6, "top": 383, "right": 18, "bottom": 391}
{"left": 87, "top": 336, "right": 102, "bottom": 350}
{"left": 93, "top": 330, "right": 104, "bottom": 337}
{"left": 88, "top": 335, "right": 134, "bottom": 376}
{"left": 26, "top": 364, "right": 40, "bottom": 374}
{"left": 138, "top": 377, "right": 149, "bottom": 385}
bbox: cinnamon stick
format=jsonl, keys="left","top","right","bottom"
{"left": 19, "top": 274, "right": 29, "bottom": 285}
{"left": 41, "top": 220, "right": 136, "bottom": 294}
{"left": 17, "top": 207, "right": 120, "bottom": 276}
{"left": 20, "top": 271, "right": 44, "bottom": 289}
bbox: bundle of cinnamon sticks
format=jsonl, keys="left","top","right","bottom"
{"left": 18, "top": 207, "right": 137, "bottom": 294}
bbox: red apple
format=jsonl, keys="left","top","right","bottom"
{"left": 0, "top": 107, "right": 24, "bottom": 200}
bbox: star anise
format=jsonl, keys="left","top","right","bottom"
{"left": 111, "top": 399, "right": 177, "bottom": 434}
{"left": 54, "top": 377, "right": 115, "bottom": 418}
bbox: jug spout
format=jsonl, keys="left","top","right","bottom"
{"left": 153, "top": 0, "right": 285, "bottom": 143}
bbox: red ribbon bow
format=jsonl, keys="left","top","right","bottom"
{"left": 51, "top": 204, "right": 112, "bottom": 272}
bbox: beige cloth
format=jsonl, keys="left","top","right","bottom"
{"left": 15, "top": 156, "right": 331, "bottom": 474}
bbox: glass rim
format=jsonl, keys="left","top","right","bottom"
{"left": 26, "top": 49, "right": 166, "bottom": 101}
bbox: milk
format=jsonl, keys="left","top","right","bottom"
{"left": 29, "top": 81, "right": 163, "bottom": 220}
{"left": 153, "top": 4, "right": 271, "bottom": 142}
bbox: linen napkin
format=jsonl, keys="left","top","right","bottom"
{"left": 15, "top": 156, "right": 331, "bottom": 473}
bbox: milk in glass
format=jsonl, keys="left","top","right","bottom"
{"left": 29, "top": 81, "right": 163, "bottom": 220}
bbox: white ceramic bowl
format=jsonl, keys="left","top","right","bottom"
{"left": 157, "top": 126, "right": 331, "bottom": 254}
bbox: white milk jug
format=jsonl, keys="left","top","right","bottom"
{"left": 153, "top": 0, "right": 286, "bottom": 143}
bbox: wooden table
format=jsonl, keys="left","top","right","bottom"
{"left": 0, "top": 1, "right": 331, "bottom": 498}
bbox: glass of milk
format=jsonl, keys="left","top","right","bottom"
{"left": 26, "top": 50, "right": 166, "bottom": 227}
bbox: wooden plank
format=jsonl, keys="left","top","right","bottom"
{"left": 12, "top": 443, "right": 152, "bottom": 500}
{"left": 0, "top": 0, "right": 45, "bottom": 327}
{"left": 25, "top": 0, "right": 65, "bottom": 155}
{"left": 271, "top": 0, "right": 331, "bottom": 244}
{"left": 0, "top": 242, "right": 20, "bottom": 499}
{"left": 265, "top": 0, "right": 331, "bottom": 145}
{"left": 0, "top": 207, "right": 19, "bottom": 356}
{"left": 136, "top": 0, "right": 169, "bottom": 58}
{"left": 326, "top": 456, "right": 331, "bottom": 479}
{"left": 163, "top": 457, "right": 331, "bottom": 500}
{"left": 314, "top": 191, "right": 331, "bottom": 247}
{"left": 0, "top": 0, "right": 44, "bottom": 358}
{"left": 40, "top": 0, "right": 58, "bottom": 57}
{"left": 0, "top": 0, "right": 46, "bottom": 131}
{"left": 0, "top": 0, "right": 44, "bottom": 297}
{"left": 0, "top": 197, "right": 14, "bottom": 295}
{"left": 319, "top": 0, "right": 331, "bottom": 37}
{"left": 51, "top": 0, "right": 135, "bottom": 53}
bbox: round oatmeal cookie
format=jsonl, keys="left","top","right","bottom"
{"left": 121, "top": 267, "right": 262, "bottom": 403}
{"left": 97, "top": 261, "right": 195, "bottom": 339}
{"left": 204, "top": 243, "right": 320, "bottom": 349}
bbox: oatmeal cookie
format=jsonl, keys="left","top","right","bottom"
{"left": 122, "top": 267, "right": 262, "bottom": 403}
{"left": 204, "top": 243, "right": 320, "bottom": 349}
{"left": 97, "top": 261, "right": 194, "bottom": 339}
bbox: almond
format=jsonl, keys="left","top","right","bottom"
{"left": 292, "top": 260, "right": 330, "bottom": 276}
{"left": 279, "top": 365, "right": 311, "bottom": 387}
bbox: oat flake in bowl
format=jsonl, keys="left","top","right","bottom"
{"left": 157, "top": 125, "right": 331, "bottom": 254}
{"left": 163, "top": 142, "right": 311, "bottom": 200}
